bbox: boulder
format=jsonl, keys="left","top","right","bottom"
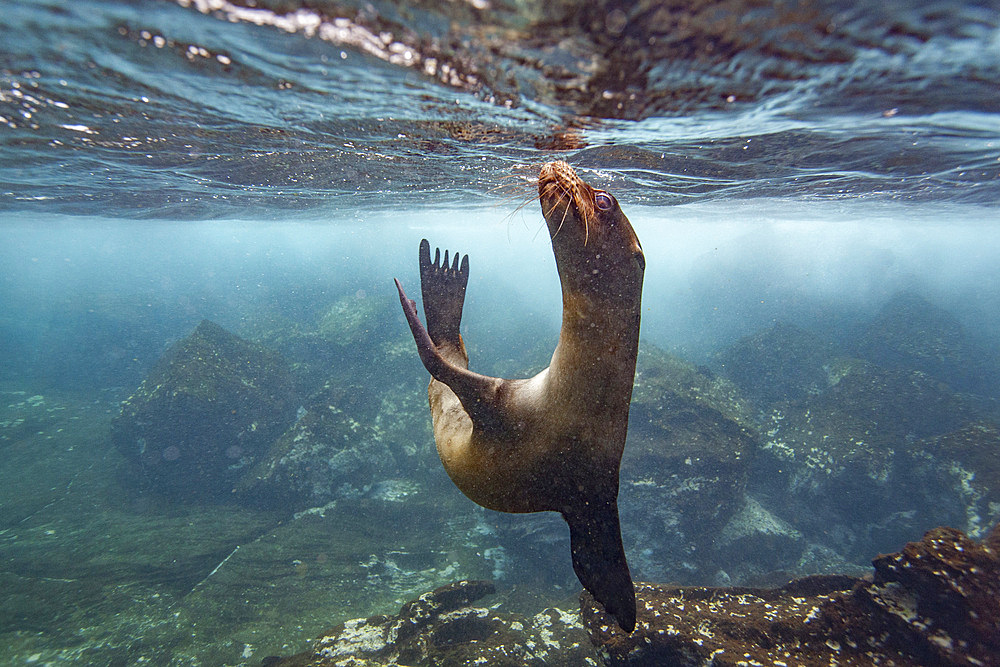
{"left": 716, "top": 322, "right": 842, "bottom": 407}
{"left": 905, "top": 421, "right": 1000, "bottom": 540}
{"left": 264, "top": 579, "right": 599, "bottom": 667}
{"left": 111, "top": 320, "right": 297, "bottom": 500}
{"left": 581, "top": 524, "right": 1000, "bottom": 667}
{"left": 854, "top": 291, "right": 999, "bottom": 396}
{"left": 241, "top": 291, "right": 418, "bottom": 404}
{"left": 235, "top": 396, "right": 399, "bottom": 508}
{"left": 715, "top": 496, "right": 804, "bottom": 574}
{"left": 622, "top": 344, "right": 758, "bottom": 583}
{"left": 751, "top": 359, "right": 971, "bottom": 560}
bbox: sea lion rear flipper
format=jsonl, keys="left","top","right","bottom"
{"left": 563, "top": 501, "right": 636, "bottom": 632}
{"left": 418, "top": 238, "right": 469, "bottom": 348}
{"left": 394, "top": 276, "right": 510, "bottom": 434}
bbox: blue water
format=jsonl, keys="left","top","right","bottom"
{"left": 2, "top": 0, "right": 1000, "bottom": 664}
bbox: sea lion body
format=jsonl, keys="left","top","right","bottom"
{"left": 394, "top": 161, "right": 644, "bottom": 631}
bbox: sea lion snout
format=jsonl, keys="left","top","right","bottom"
{"left": 539, "top": 161, "right": 641, "bottom": 249}
{"left": 539, "top": 161, "right": 598, "bottom": 242}
{"left": 539, "top": 161, "right": 644, "bottom": 297}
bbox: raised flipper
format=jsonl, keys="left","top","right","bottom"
{"left": 394, "top": 244, "right": 510, "bottom": 436}
{"left": 418, "top": 238, "right": 469, "bottom": 349}
{"left": 563, "top": 500, "right": 636, "bottom": 632}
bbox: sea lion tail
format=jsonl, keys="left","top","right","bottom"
{"left": 418, "top": 238, "right": 469, "bottom": 349}
{"left": 563, "top": 500, "right": 636, "bottom": 632}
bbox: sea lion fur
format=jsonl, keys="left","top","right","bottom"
{"left": 394, "top": 160, "right": 643, "bottom": 631}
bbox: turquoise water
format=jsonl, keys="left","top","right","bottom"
{"left": 2, "top": 1, "right": 1000, "bottom": 665}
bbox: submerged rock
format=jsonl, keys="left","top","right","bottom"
{"left": 716, "top": 322, "right": 843, "bottom": 407}
{"left": 581, "top": 524, "right": 1000, "bottom": 666}
{"left": 909, "top": 421, "right": 1000, "bottom": 540}
{"left": 111, "top": 320, "right": 297, "bottom": 500}
{"left": 715, "top": 495, "right": 804, "bottom": 572}
{"left": 266, "top": 579, "right": 599, "bottom": 666}
{"left": 621, "top": 344, "right": 758, "bottom": 583}
{"left": 751, "top": 359, "right": 972, "bottom": 560}
{"left": 712, "top": 303, "right": 996, "bottom": 568}
{"left": 242, "top": 291, "right": 419, "bottom": 405}
{"left": 854, "top": 291, "right": 999, "bottom": 396}
{"left": 235, "top": 396, "right": 399, "bottom": 508}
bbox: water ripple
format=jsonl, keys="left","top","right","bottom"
{"left": 0, "top": 0, "right": 997, "bottom": 218}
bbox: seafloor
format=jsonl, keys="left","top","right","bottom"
{"left": 2, "top": 284, "right": 998, "bottom": 665}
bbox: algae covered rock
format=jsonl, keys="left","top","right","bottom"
{"left": 242, "top": 290, "right": 414, "bottom": 402}
{"left": 715, "top": 495, "right": 804, "bottom": 572}
{"left": 266, "top": 579, "right": 598, "bottom": 666}
{"left": 751, "top": 359, "right": 972, "bottom": 560}
{"left": 907, "top": 421, "right": 1000, "bottom": 540}
{"left": 581, "top": 524, "right": 1000, "bottom": 667}
{"left": 236, "top": 396, "right": 399, "bottom": 508}
{"left": 716, "top": 322, "right": 843, "bottom": 407}
{"left": 854, "top": 291, "right": 999, "bottom": 395}
{"left": 621, "top": 343, "right": 758, "bottom": 582}
{"left": 111, "top": 320, "right": 297, "bottom": 500}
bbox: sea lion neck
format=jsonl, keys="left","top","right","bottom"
{"left": 536, "top": 160, "right": 644, "bottom": 413}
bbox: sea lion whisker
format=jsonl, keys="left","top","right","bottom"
{"left": 545, "top": 189, "right": 571, "bottom": 241}
{"left": 487, "top": 177, "right": 533, "bottom": 197}
{"left": 502, "top": 191, "right": 546, "bottom": 245}
{"left": 552, "top": 191, "right": 572, "bottom": 242}
{"left": 541, "top": 185, "right": 570, "bottom": 219}
{"left": 507, "top": 193, "right": 539, "bottom": 225}
{"left": 531, "top": 218, "right": 548, "bottom": 243}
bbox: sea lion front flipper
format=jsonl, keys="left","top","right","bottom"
{"left": 394, "top": 277, "right": 510, "bottom": 434}
{"left": 563, "top": 500, "right": 636, "bottom": 632}
{"left": 418, "top": 238, "right": 469, "bottom": 349}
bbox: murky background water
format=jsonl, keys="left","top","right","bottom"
{"left": 1, "top": 0, "right": 999, "bottom": 664}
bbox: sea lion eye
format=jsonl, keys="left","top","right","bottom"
{"left": 595, "top": 192, "right": 614, "bottom": 211}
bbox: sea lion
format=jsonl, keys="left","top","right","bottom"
{"left": 393, "top": 160, "right": 644, "bottom": 632}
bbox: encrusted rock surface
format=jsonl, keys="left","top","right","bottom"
{"left": 740, "top": 350, "right": 975, "bottom": 558}
{"left": 715, "top": 322, "right": 842, "bottom": 407}
{"left": 235, "top": 397, "right": 399, "bottom": 508}
{"left": 623, "top": 344, "right": 759, "bottom": 582}
{"left": 913, "top": 421, "right": 1000, "bottom": 540}
{"left": 111, "top": 320, "right": 297, "bottom": 499}
{"left": 265, "top": 579, "right": 600, "bottom": 666}
{"left": 581, "top": 524, "right": 1000, "bottom": 666}
{"left": 853, "top": 291, "right": 999, "bottom": 396}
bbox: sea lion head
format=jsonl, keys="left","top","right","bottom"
{"left": 538, "top": 161, "right": 644, "bottom": 302}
